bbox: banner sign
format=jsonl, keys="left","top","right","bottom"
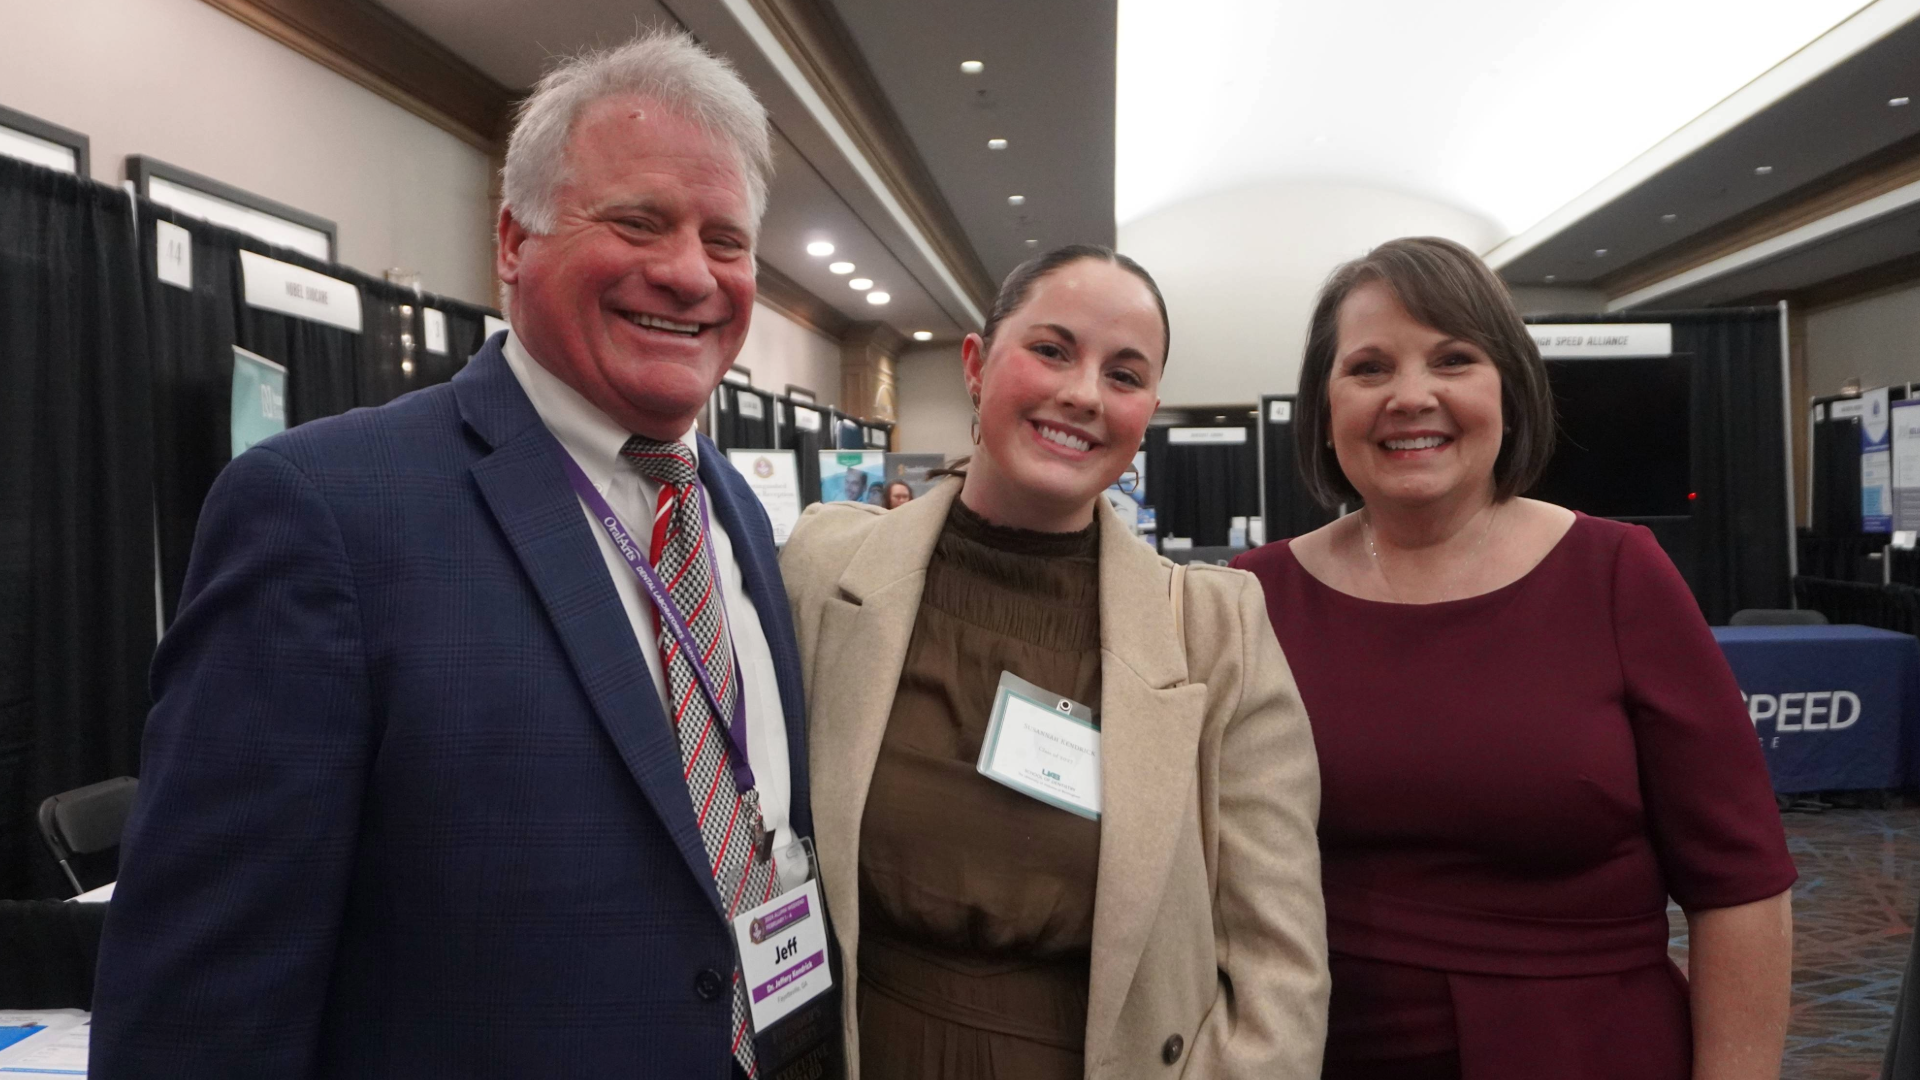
{"left": 1528, "top": 323, "right": 1673, "bottom": 358}
{"left": 1863, "top": 387, "right": 1893, "bottom": 533}
{"left": 1168, "top": 427, "right": 1247, "bottom": 445}
{"left": 239, "top": 250, "right": 363, "bottom": 332}
{"left": 230, "top": 346, "right": 287, "bottom": 458}
{"left": 1891, "top": 400, "right": 1920, "bottom": 532}
{"left": 728, "top": 450, "right": 801, "bottom": 545}
{"left": 423, "top": 308, "right": 449, "bottom": 355}
{"left": 819, "top": 451, "right": 883, "bottom": 504}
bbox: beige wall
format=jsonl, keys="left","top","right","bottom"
{"left": 1805, "top": 282, "right": 1920, "bottom": 398}
{"left": 734, "top": 301, "right": 841, "bottom": 408}
{"left": 0, "top": 0, "right": 496, "bottom": 304}
{"left": 893, "top": 343, "right": 971, "bottom": 457}
{"left": 1119, "top": 181, "right": 1504, "bottom": 407}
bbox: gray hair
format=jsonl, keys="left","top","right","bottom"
{"left": 502, "top": 29, "right": 773, "bottom": 236}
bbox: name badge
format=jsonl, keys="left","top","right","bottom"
{"left": 731, "top": 839, "right": 835, "bottom": 1037}
{"left": 976, "top": 671, "right": 1101, "bottom": 819}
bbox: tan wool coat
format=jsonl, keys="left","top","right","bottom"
{"left": 779, "top": 479, "right": 1329, "bottom": 1079}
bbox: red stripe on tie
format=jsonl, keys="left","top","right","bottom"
{"left": 696, "top": 761, "right": 723, "bottom": 828}
{"left": 715, "top": 796, "right": 744, "bottom": 880}
{"left": 732, "top": 1015, "right": 750, "bottom": 1057}
{"left": 666, "top": 526, "right": 706, "bottom": 591}
{"left": 682, "top": 709, "right": 712, "bottom": 780}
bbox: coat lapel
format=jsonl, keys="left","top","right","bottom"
{"left": 807, "top": 482, "right": 957, "bottom": 957}
{"left": 455, "top": 344, "right": 724, "bottom": 919}
{"left": 1084, "top": 500, "right": 1211, "bottom": 1066}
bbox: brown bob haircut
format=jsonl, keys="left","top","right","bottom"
{"left": 1294, "top": 236, "right": 1555, "bottom": 508}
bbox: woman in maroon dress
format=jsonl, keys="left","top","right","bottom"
{"left": 1233, "top": 237, "right": 1794, "bottom": 1080}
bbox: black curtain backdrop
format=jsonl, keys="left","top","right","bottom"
{"left": 137, "top": 205, "right": 497, "bottom": 622}
{"left": 1259, "top": 394, "right": 1336, "bottom": 541}
{"left": 1144, "top": 423, "right": 1261, "bottom": 548}
{"left": 780, "top": 400, "right": 830, "bottom": 508}
{"left": 712, "top": 384, "right": 777, "bottom": 450}
{"left": 0, "top": 158, "right": 154, "bottom": 899}
{"left": 1528, "top": 310, "right": 1790, "bottom": 624}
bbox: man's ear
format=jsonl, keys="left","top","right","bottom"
{"left": 497, "top": 205, "right": 528, "bottom": 287}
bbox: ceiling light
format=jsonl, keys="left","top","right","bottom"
{"left": 913, "top": 331, "right": 933, "bottom": 341}
{"left": 1754, "top": 165, "right": 1774, "bottom": 175}
{"left": 828, "top": 261, "right": 854, "bottom": 274}
{"left": 1892, "top": 97, "right": 1911, "bottom": 107}
{"left": 806, "top": 241, "right": 834, "bottom": 257}
{"left": 867, "top": 291, "right": 891, "bottom": 305}
{"left": 1660, "top": 213, "right": 1678, "bottom": 223}
{"left": 1544, "top": 274, "right": 1557, "bottom": 283}
{"left": 960, "top": 60, "right": 984, "bottom": 74}
{"left": 848, "top": 277, "right": 873, "bottom": 291}
{"left": 987, "top": 138, "right": 1008, "bottom": 150}
{"left": 1593, "top": 248, "right": 1608, "bottom": 257}
{"left": 1007, "top": 195, "right": 1026, "bottom": 206}
{"left": 1025, "top": 238, "right": 1039, "bottom": 247}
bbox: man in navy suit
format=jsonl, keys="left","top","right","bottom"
{"left": 92, "top": 31, "right": 825, "bottom": 1079}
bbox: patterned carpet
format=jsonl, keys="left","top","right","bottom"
{"left": 1665, "top": 805, "right": 1920, "bottom": 1080}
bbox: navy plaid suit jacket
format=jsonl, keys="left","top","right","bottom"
{"left": 91, "top": 334, "right": 815, "bottom": 1079}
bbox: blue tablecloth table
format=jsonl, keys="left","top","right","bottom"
{"left": 1712, "top": 624, "right": 1920, "bottom": 793}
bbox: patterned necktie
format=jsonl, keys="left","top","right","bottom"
{"left": 621, "top": 435, "right": 777, "bottom": 1077}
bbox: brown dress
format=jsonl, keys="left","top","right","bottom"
{"left": 857, "top": 499, "right": 1103, "bottom": 1079}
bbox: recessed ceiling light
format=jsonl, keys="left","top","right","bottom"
{"left": 1025, "top": 238, "right": 1039, "bottom": 247}
{"left": 805, "top": 241, "right": 834, "bottom": 257}
{"left": 1544, "top": 274, "right": 1557, "bottom": 283}
{"left": 848, "top": 277, "right": 873, "bottom": 291}
{"left": 867, "top": 291, "right": 891, "bottom": 305}
{"left": 1754, "top": 165, "right": 1774, "bottom": 175}
{"left": 1660, "top": 213, "right": 1678, "bottom": 223}
{"left": 1593, "top": 248, "right": 1609, "bottom": 258}
{"left": 1892, "top": 97, "right": 1912, "bottom": 107}
{"left": 828, "top": 261, "right": 854, "bottom": 274}
{"left": 912, "top": 330, "right": 933, "bottom": 341}
{"left": 960, "top": 60, "right": 984, "bottom": 74}
{"left": 1007, "top": 195, "right": 1026, "bottom": 206}
{"left": 987, "top": 138, "right": 1008, "bottom": 150}
{"left": 1310, "top": 135, "right": 1329, "bottom": 145}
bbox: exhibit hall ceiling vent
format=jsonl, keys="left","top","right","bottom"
{"left": 1115, "top": 0, "right": 1870, "bottom": 238}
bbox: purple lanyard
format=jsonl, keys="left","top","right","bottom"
{"left": 558, "top": 450, "right": 756, "bottom": 794}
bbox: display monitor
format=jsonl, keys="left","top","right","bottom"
{"left": 1528, "top": 356, "right": 1691, "bottom": 519}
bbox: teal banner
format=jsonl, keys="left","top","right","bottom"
{"left": 230, "top": 346, "right": 287, "bottom": 458}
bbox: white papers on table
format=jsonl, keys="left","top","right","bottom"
{"left": 0, "top": 1010, "right": 89, "bottom": 1075}
{"left": 68, "top": 881, "right": 114, "bottom": 903}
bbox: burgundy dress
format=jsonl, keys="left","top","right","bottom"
{"left": 1232, "top": 515, "right": 1795, "bottom": 1080}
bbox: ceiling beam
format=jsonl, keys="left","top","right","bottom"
{"left": 738, "top": 0, "right": 997, "bottom": 317}
{"left": 757, "top": 260, "right": 853, "bottom": 340}
{"left": 1600, "top": 132, "right": 1920, "bottom": 300}
{"left": 198, "top": 0, "right": 517, "bottom": 152}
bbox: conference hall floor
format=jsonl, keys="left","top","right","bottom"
{"left": 1664, "top": 804, "right": 1920, "bottom": 1079}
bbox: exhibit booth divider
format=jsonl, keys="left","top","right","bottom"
{"left": 1525, "top": 310, "right": 1791, "bottom": 625}
{"left": 1258, "top": 394, "right": 1338, "bottom": 543}
{"left": 1143, "top": 419, "right": 1261, "bottom": 550}
{"left": 0, "top": 154, "right": 500, "bottom": 898}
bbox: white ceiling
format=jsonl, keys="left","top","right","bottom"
{"left": 1116, "top": 0, "right": 1869, "bottom": 239}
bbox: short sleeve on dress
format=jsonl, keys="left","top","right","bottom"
{"left": 1610, "top": 525, "right": 1797, "bottom": 911}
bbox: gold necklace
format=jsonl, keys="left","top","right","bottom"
{"left": 1362, "top": 502, "right": 1502, "bottom": 601}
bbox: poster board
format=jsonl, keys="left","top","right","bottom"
{"left": 727, "top": 449, "right": 801, "bottom": 545}
{"left": 1862, "top": 387, "right": 1892, "bottom": 534}
{"left": 230, "top": 346, "right": 287, "bottom": 458}
{"left": 1891, "top": 399, "right": 1920, "bottom": 532}
{"left": 819, "top": 451, "right": 884, "bottom": 504}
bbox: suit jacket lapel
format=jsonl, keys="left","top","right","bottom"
{"left": 697, "top": 436, "right": 813, "bottom": 838}
{"left": 1085, "top": 499, "right": 1211, "bottom": 1065}
{"left": 456, "top": 344, "right": 724, "bottom": 919}
{"left": 808, "top": 482, "right": 957, "bottom": 955}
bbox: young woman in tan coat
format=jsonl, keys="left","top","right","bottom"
{"left": 780, "top": 245, "right": 1328, "bottom": 1079}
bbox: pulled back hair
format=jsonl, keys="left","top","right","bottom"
{"left": 1294, "top": 236, "right": 1555, "bottom": 508}
{"left": 982, "top": 244, "right": 1172, "bottom": 365}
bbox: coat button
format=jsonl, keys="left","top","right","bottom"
{"left": 1162, "top": 1033, "right": 1184, "bottom": 1065}
{"left": 694, "top": 968, "right": 725, "bottom": 1000}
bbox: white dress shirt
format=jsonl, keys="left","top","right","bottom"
{"left": 503, "top": 332, "right": 794, "bottom": 856}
